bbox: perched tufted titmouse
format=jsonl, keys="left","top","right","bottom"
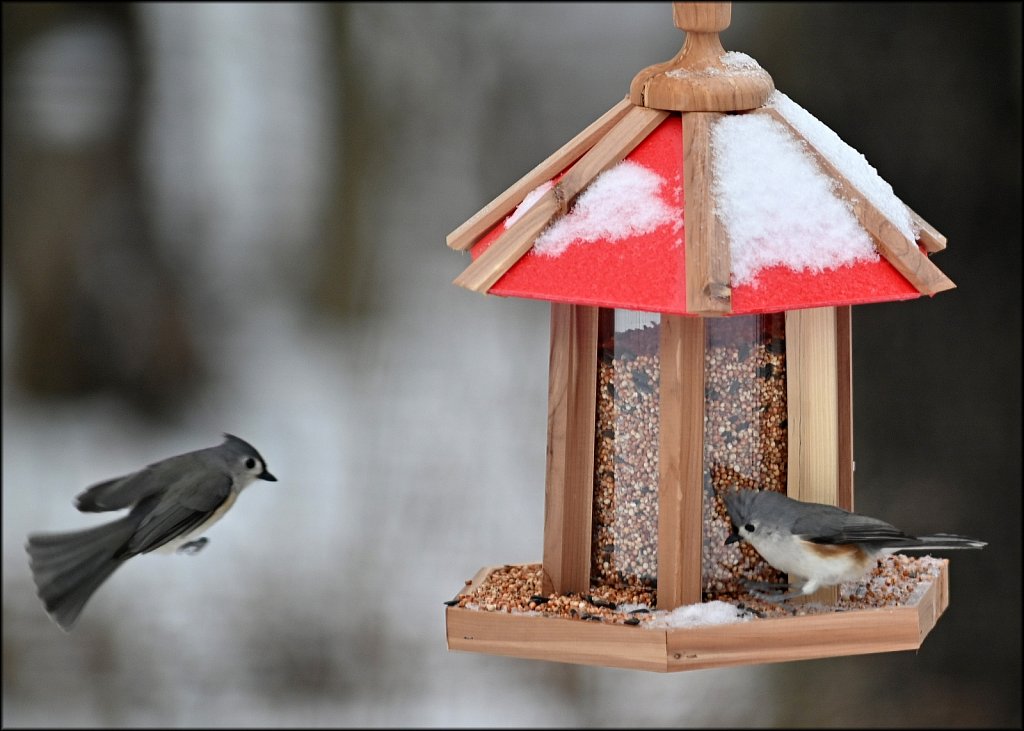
{"left": 26, "top": 434, "right": 276, "bottom": 631}
{"left": 723, "top": 488, "right": 986, "bottom": 602}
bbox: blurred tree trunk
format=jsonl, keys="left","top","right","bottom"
{"left": 309, "top": 3, "right": 378, "bottom": 320}
{"left": 2, "top": 3, "right": 202, "bottom": 418}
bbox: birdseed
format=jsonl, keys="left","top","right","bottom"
{"left": 449, "top": 556, "right": 944, "bottom": 625}
{"left": 701, "top": 314, "right": 788, "bottom": 595}
{"left": 589, "top": 312, "right": 788, "bottom": 595}
{"left": 591, "top": 318, "right": 661, "bottom": 590}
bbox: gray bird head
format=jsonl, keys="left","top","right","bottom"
{"left": 723, "top": 488, "right": 809, "bottom": 545}
{"left": 221, "top": 433, "right": 277, "bottom": 483}
{"left": 723, "top": 487, "right": 760, "bottom": 545}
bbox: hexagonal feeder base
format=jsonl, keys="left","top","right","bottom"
{"left": 445, "top": 560, "right": 949, "bottom": 672}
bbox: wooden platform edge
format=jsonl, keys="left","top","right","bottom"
{"left": 666, "top": 558, "right": 949, "bottom": 670}
{"left": 444, "top": 561, "right": 950, "bottom": 673}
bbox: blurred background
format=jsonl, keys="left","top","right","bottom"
{"left": 2, "top": 2, "right": 1019, "bottom": 727}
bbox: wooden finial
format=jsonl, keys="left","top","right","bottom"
{"left": 630, "top": 2, "right": 774, "bottom": 112}
{"left": 673, "top": 1, "right": 732, "bottom": 32}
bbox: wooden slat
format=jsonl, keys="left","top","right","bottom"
{"left": 656, "top": 314, "right": 706, "bottom": 609}
{"left": 682, "top": 112, "right": 732, "bottom": 314}
{"left": 542, "top": 303, "right": 599, "bottom": 596}
{"left": 907, "top": 206, "right": 947, "bottom": 253}
{"left": 920, "top": 558, "right": 951, "bottom": 637}
{"left": 447, "top": 97, "right": 633, "bottom": 251}
{"left": 758, "top": 107, "right": 955, "bottom": 296}
{"left": 452, "top": 192, "right": 562, "bottom": 292}
{"left": 836, "top": 305, "right": 854, "bottom": 512}
{"left": 786, "top": 307, "right": 840, "bottom": 604}
{"left": 447, "top": 603, "right": 669, "bottom": 672}
{"left": 453, "top": 105, "right": 670, "bottom": 294}
{"left": 786, "top": 307, "right": 840, "bottom": 502}
{"left": 665, "top": 594, "right": 931, "bottom": 671}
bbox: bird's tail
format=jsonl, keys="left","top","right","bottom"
{"left": 905, "top": 533, "right": 987, "bottom": 551}
{"left": 26, "top": 516, "right": 138, "bottom": 631}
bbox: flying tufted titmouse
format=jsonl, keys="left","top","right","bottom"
{"left": 26, "top": 434, "right": 276, "bottom": 631}
{"left": 723, "top": 488, "right": 986, "bottom": 602}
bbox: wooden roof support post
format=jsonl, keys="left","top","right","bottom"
{"left": 446, "top": 97, "right": 634, "bottom": 252}
{"left": 683, "top": 112, "right": 731, "bottom": 314}
{"left": 542, "top": 303, "right": 600, "bottom": 596}
{"left": 757, "top": 107, "right": 955, "bottom": 296}
{"left": 657, "top": 314, "right": 706, "bottom": 608}
{"left": 907, "top": 207, "right": 948, "bottom": 253}
{"left": 453, "top": 105, "right": 669, "bottom": 294}
{"left": 786, "top": 306, "right": 843, "bottom": 604}
{"left": 836, "top": 305, "right": 854, "bottom": 512}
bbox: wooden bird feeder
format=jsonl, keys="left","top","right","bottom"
{"left": 444, "top": 2, "right": 955, "bottom": 672}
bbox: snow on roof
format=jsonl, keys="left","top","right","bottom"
{"left": 667, "top": 51, "right": 767, "bottom": 79}
{"left": 458, "top": 91, "right": 943, "bottom": 314}
{"left": 768, "top": 90, "right": 917, "bottom": 241}
{"left": 509, "top": 160, "right": 680, "bottom": 258}
{"left": 504, "top": 180, "right": 554, "bottom": 230}
{"left": 721, "top": 51, "right": 762, "bottom": 71}
{"left": 503, "top": 93, "right": 914, "bottom": 289}
{"left": 508, "top": 105, "right": 889, "bottom": 289}
{"left": 711, "top": 110, "right": 880, "bottom": 287}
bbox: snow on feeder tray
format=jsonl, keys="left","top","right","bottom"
{"left": 444, "top": 2, "right": 956, "bottom": 672}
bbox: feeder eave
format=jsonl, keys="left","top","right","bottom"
{"left": 449, "top": 100, "right": 953, "bottom": 316}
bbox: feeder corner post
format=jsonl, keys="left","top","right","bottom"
{"left": 541, "top": 303, "right": 600, "bottom": 595}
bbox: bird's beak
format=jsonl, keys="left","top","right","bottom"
{"left": 725, "top": 531, "right": 741, "bottom": 545}
{"left": 259, "top": 470, "right": 277, "bottom": 482}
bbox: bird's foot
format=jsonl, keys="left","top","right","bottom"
{"left": 177, "top": 538, "right": 209, "bottom": 555}
{"left": 741, "top": 579, "right": 804, "bottom": 603}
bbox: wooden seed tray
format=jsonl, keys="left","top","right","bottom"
{"left": 445, "top": 559, "right": 949, "bottom": 672}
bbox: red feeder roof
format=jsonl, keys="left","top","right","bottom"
{"left": 467, "top": 114, "right": 933, "bottom": 316}
{"left": 449, "top": 6, "right": 952, "bottom": 318}
{"left": 452, "top": 103, "right": 952, "bottom": 317}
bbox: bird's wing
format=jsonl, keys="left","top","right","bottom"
{"left": 75, "top": 469, "right": 159, "bottom": 512}
{"left": 123, "top": 472, "right": 233, "bottom": 555}
{"left": 792, "top": 507, "right": 913, "bottom": 545}
{"left": 75, "top": 454, "right": 205, "bottom": 513}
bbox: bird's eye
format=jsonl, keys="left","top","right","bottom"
{"left": 744, "top": 523, "right": 755, "bottom": 533}
{"left": 245, "top": 457, "right": 257, "bottom": 470}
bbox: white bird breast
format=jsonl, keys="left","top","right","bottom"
{"left": 152, "top": 490, "right": 240, "bottom": 555}
{"left": 744, "top": 528, "right": 870, "bottom": 586}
